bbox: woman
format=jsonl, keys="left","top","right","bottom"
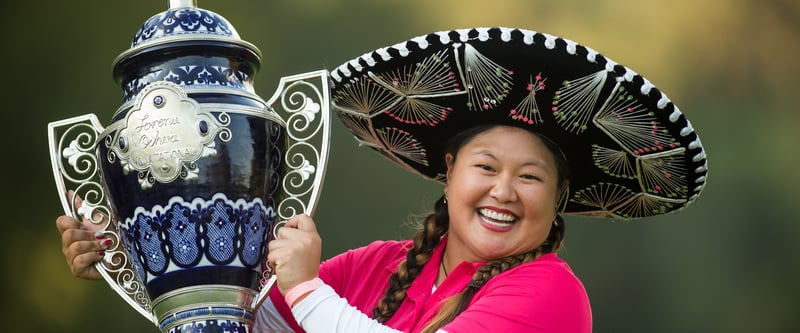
{"left": 261, "top": 124, "right": 588, "bottom": 332}
{"left": 57, "top": 27, "right": 708, "bottom": 332}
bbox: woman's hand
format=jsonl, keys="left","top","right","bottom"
{"left": 54, "top": 191, "right": 110, "bottom": 281}
{"left": 267, "top": 214, "right": 322, "bottom": 295}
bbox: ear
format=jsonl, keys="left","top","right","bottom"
{"left": 444, "top": 153, "right": 455, "bottom": 182}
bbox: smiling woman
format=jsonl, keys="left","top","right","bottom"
{"left": 259, "top": 27, "right": 707, "bottom": 333}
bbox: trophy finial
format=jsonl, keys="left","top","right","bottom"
{"left": 168, "top": 0, "right": 197, "bottom": 8}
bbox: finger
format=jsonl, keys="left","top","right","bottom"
{"left": 284, "top": 213, "right": 314, "bottom": 227}
{"left": 268, "top": 238, "right": 283, "bottom": 253}
{"left": 67, "top": 190, "right": 84, "bottom": 213}
{"left": 80, "top": 207, "right": 108, "bottom": 234}
{"left": 267, "top": 241, "right": 289, "bottom": 267}
{"left": 61, "top": 224, "right": 100, "bottom": 244}
{"left": 62, "top": 229, "right": 107, "bottom": 255}
{"left": 66, "top": 191, "right": 108, "bottom": 229}
{"left": 71, "top": 247, "right": 104, "bottom": 266}
{"left": 61, "top": 229, "right": 93, "bottom": 255}
{"left": 282, "top": 215, "right": 302, "bottom": 229}
{"left": 65, "top": 190, "right": 76, "bottom": 208}
{"left": 273, "top": 220, "right": 288, "bottom": 239}
{"left": 56, "top": 215, "right": 82, "bottom": 235}
{"left": 275, "top": 224, "right": 299, "bottom": 240}
{"left": 64, "top": 238, "right": 107, "bottom": 276}
{"left": 66, "top": 233, "right": 111, "bottom": 281}
{"left": 67, "top": 190, "right": 78, "bottom": 205}
{"left": 266, "top": 245, "right": 277, "bottom": 265}
{"left": 268, "top": 237, "right": 296, "bottom": 256}
{"left": 71, "top": 250, "right": 104, "bottom": 278}
{"left": 283, "top": 214, "right": 317, "bottom": 233}
{"left": 294, "top": 215, "right": 318, "bottom": 233}
{"left": 275, "top": 224, "right": 317, "bottom": 243}
{"left": 81, "top": 215, "right": 107, "bottom": 234}
{"left": 267, "top": 236, "right": 306, "bottom": 257}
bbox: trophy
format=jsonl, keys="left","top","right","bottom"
{"left": 47, "top": 1, "right": 330, "bottom": 332}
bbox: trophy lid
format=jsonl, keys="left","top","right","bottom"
{"left": 113, "top": 1, "right": 261, "bottom": 75}
{"left": 111, "top": 0, "right": 263, "bottom": 103}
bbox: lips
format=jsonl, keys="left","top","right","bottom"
{"left": 478, "top": 208, "right": 517, "bottom": 231}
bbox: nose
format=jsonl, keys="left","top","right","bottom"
{"left": 489, "top": 175, "right": 517, "bottom": 203}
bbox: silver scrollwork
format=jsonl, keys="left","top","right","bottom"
{"left": 270, "top": 70, "right": 331, "bottom": 222}
{"left": 250, "top": 70, "right": 331, "bottom": 307}
{"left": 48, "top": 114, "right": 157, "bottom": 324}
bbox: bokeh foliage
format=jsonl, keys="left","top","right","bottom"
{"left": 1, "top": 1, "right": 798, "bottom": 332}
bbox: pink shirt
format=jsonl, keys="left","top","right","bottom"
{"left": 269, "top": 238, "right": 591, "bottom": 332}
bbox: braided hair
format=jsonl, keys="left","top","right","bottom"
{"left": 372, "top": 195, "right": 450, "bottom": 322}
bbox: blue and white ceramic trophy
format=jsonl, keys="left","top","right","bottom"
{"left": 47, "top": 1, "right": 330, "bottom": 332}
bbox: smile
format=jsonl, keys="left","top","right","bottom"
{"left": 478, "top": 208, "right": 517, "bottom": 230}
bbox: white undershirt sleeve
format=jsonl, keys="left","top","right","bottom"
{"left": 253, "top": 298, "right": 294, "bottom": 333}
{"left": 291, "top": 284, "right": 448, "bottom": 333}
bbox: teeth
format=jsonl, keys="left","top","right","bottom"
{"left": 479, "top": 208, "right": 516, "bottom": 223}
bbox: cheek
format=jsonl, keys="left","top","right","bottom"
{"left": 522, "top": 188, "right": 559, "bottom": 215}
{"left": 448, "top": 172, "right": 485, "bottom": 200}
{"left": 528, "top": 223, "right": 553, "bottom": 248}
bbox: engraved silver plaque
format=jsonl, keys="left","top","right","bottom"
{"left": 104, "top": 81, "right": 232, "bottom": 189}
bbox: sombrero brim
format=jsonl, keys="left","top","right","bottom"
{"left": 329, "top": 27, "right": 707, "bottom": 220}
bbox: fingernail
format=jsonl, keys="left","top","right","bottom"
{"left": 101, "top": 239, "right": 112, "bottom": 248}
{"left": 95, "top": 231, "right": 105, "bottom": 240}
{"left": 97, "top": 251, "right": 105, "bottom": 256}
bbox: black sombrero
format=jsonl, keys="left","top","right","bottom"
{"left": 329, "top": 27, "right": 707, "bottom": 220}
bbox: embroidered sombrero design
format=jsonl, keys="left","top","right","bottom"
{"left": 329, "top": 27, "right": 707, "bottom": 220}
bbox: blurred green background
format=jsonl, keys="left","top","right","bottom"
{"left": 2, "top": 0, "right": 798, "bottom": 332}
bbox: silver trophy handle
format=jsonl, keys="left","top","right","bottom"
{"left": 273, "top": 69, "right": 331, "bottom": 220}
{"left": 251, "top": 69, "right": 331, "bottom": 309}
{"left": 48, "top": 114, "right": 157, "bottom": 324}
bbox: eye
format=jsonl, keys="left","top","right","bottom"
{"left": 520, "top": 173, "right": 542, "bottom": 182}
{"left": 475, "top": 164, "right": 495, "bottom": 172}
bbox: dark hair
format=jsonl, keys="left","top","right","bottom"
{"left": 446, "top": 124, "right": 571, "bottom": 186}
{"left": 371, "top": 124, "right": 571, "bottom": 328}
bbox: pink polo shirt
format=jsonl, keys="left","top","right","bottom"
{"left": 268, "top": 238, "right": 591, "bottom": 332}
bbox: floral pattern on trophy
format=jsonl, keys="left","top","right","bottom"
{"left": 119, "top": 194, "right": 273, "bottom": 286}
{"left": 132, "top": 6, "right": 237, "bottom": 48}
{"left": 122, "top": 65, "right": 252, "bottom": 103}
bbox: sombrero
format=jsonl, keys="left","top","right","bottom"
{"left": 329, "top": 27, "right": 707, "bottom": 220}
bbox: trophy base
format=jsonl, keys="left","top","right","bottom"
{"left": 154, "top": 284, "right": 263, "bottom": 333}
{"left": 166, "top": 317, "right": 254, "bottom": 333}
